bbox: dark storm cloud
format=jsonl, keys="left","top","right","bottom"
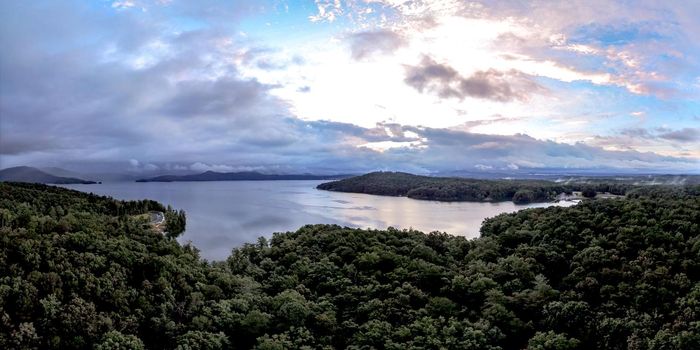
{"left": 404, "top": 56, "right": 545, "bottom": 102}
{"left": 347, "top": 29, "right": 406, "bottom": 60}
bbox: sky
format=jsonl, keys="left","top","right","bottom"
{"left": 0, "top": 0, "right": 699, "bottom": 175}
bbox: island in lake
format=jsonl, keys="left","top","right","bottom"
{"left": 136, "top": 170, "right": 350, "bottom": 182}
{"left": 316, "top": 171, "right": 641, "bottom": 204}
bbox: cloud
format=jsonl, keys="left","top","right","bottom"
{"left": 0, "top": 135, "right": 60, "bottom": 156}
{"left": 256, "top": 121, "right": 698, "bottom": 173}
{"left": 236, "top": 46, "right": 305, "bottom": 71}
{"left": 620, "top": 128, "right": 654, "bottom": 139}
{"left": 127, "top": 159, "right": 160, "bottom": 173}
{"left": 617, "top": 127, "right": 699, "bottom": 143}
{"left": 112, "top": 1, "right": 136, "bottom": 10}
{"left": 658, "top": 128, "right": 700, "bottom": 143}
{"left": 158, "top": 78, "right": 281, "bottom": 119}
{"left": 0, "top": 1, "right": 291, "bottom": 165}
{"left": 404, "top": 56, "right": 545, "bottom": 102}
{"left": 347, "top": 29, "right": 406, "bottom": 60}
{"left": 588, "top": 127, "right": 700, "bottom": 159}
{"left": 1, "top": 1, "right": 698, "bottom": 174}
{"left": 189, "top": 162, "right": 265, "bottom": 173}
{"left": 309, "top": 0, "right": 343, "bottom": 23}
{"left": 359, "top": 0, "right": 700, "bottom": 98}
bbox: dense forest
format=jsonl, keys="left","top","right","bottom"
{"left": 1, "top": 182, "right": 699, "bottom": 349}
{"left": 317, "top": 172, "right": 641, "bottom": 203}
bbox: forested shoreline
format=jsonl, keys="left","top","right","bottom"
{"left": 1, "top": 182, "right": 699, "bottom": 349}
{"left": 317, "top": 172, "right": 645, "bottom": 203}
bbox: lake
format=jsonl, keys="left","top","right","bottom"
{"left": 62, "top": 181, "right": 575, "bottom": 260}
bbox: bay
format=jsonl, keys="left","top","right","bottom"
{"left": 62, "top": 181, "right": 574, "bottom": 260}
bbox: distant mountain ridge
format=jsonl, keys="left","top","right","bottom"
{"left": 136, "top": 170, "right": 350, "bottom": 182}
{"left": 41, "top": 166, "right": 206, "bottom": 182}
{"left": 0, "top": 166, "right": 96, "bottom": 184}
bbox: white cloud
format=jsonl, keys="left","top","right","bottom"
{"left": 112, "top": 1, "right": 136, "bottom": 10}
{"left": 309, "top": 0, "right": 343, "bottom": 22}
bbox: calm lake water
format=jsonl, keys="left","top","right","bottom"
{"left": 63, "top": 181, "right": 574, "bottom": 260}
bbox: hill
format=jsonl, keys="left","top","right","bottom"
{"left": 0, "top": 166, "right": 96, "bottom": 184}
{"left": 136, "top": 170, "right": 349, "bottom": 182}
{"left": 1, "top": 182, "right": 699, "bottom": 349}
{"left": 317, "top": 171, "right": 641, "bottom": 203}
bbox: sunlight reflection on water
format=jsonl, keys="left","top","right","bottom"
{"left": 63, "top": 181, "right": 575, "bottom": 260}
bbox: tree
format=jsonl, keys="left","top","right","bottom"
{"left": 165, "top": 207, "right": 187, "bottom": 238}
{"left": 527, "top": 331, "right": 580, "bottom": 350}
{"left": 176, "top": 331, "right": 229, "bottom": 350}
{"left": 96, "top": 331, "right": 145, "bottom": 350}
{"left": 581, "top": 187, "right": 597, "bottom": 198}
{"left": 513, "top": 189, "right": 535, "bottom": 204}
{"left": 1, "top": 182, "right": 699, "bottom": 349}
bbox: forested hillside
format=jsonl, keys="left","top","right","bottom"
{"left": 1, "top": 182, "right": 699, "bottom": 349}
{"left": 317, "top": 172, "right": 636, "bottom": 203}
{"left": 0, "top": 166, "right": 96, "bottom": 184}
